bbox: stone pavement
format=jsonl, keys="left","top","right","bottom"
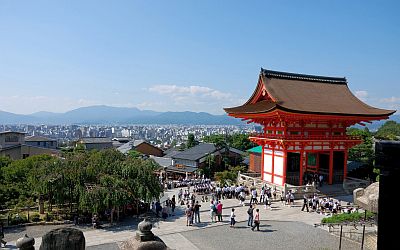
{"left": 3, "top": 188, "right": 359, "bottom": 250}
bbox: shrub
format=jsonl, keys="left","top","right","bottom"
{"left": 322, "top": 211, "right": 375, "bottom": 224}
{"left": 30, "top": 213, "right": 41, "bottom": 222}
{"left": 10, "top": 214, "right": 27, "bottom": 225}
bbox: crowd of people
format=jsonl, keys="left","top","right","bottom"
{"left": 152, "top": 176, "right": 358, "bottom": 232}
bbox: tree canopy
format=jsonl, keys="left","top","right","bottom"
{"left": 375, "top": 120, "right": 400, "bottom": 140}
{"left": 202, "top": 133, "right": 255, "bottom": 151}
{"left": 0, "top": 149, "right": 162, "bottom": 215}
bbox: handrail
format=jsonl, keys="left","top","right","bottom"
{"left": 249, "top": 133, "right": 361, "bottom": 141}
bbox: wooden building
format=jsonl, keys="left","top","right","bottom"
{"left": 247, "top": 146, "right": 262, "bottom": 173}
{"left": 225, "top": 69, "right": 395, "bottom": 186}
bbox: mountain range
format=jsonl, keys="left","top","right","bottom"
{"left": 0, "top": 106, "right": 244, "bottom": 125}
{"left": 1, "top": 105, "right": 398, "bottom": 127}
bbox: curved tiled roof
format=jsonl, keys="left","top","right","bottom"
{"left": 224, "top": 69, "right": 395, "bottom": 117}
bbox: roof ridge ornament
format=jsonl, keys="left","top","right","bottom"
{"left": 260, "top": 68, "right": 347, "bottom": 84}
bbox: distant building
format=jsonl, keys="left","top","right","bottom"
{"left": 117, "top": 139, "right": 164, "bottom": 157}
{"left": 247, "top": 146, "right": 262, "bottom": 173}
{"left": 171, "top": 143, "right": 244, "bottom": 169}
{"left": 25, "top": 135, "right": 58, "bottom": 149}
{"left": 0, "top": 131, "right": 59, "bottom": 160}
{"left": 76, "top": 137, "right": 113, "bottom": 150}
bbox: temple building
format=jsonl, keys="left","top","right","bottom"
{"left": 225, "top": 69, "right": 395, "bottom": 186}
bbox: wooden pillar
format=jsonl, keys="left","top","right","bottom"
{"left": 329, "top": 149, "right": 334, "bottom": 185}
{"left": 271, "top": 146, "right": 275, "bottom": 184}
{"left": 316, "top": 153, "right": 320, "bottom": 173}
{"left": 343, "top": 149, "right": 348, "bottom": 180}
{"left": 299, "top": 150, "right": 304, "bottom": 185}
{"left": 283, "top": 149, "right": 287, "bottom": 185}
{"left": 261, "top": 144, "right": 265, "bottom": 180}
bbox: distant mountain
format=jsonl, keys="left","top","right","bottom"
{"left": 353, "top": 114, "right": 400, "bottom": 131}
{"left": 0, "top": 106, "right": 242, "bottom": 125}
{"left": 2, "top": 106, "right": 396, "bottom": 126}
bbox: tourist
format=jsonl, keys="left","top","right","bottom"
{"left": 251, "top": 209, "right": 260, "bottom": 231}
{"left": 250, "top": 188, "right": 258, "bottom": 205}
{"left": 185, "top": 205, "right": 193, "bottom": 226}
{"left": 259, "top": 187, "right": 265, "bottom": 203}
{"left": 162, "top": 205, "right": 168, "bottom": 220}
{"left": 194, "top": 201, "right": 201, "bottom": 223}
{"left": 247, "top": 204, "right": 254, "bottom": 227}
{"left": 210, "top": 200, "right": 217, "bottom": 223}
{"left": 230, "top": 208, "right": 236, "bottom": 228}
{"left": 216, "top": 200, "right": 223, "bottom": 222}
{"left": 239, "top": 190, "right": 245, "bottom": 206}
{"left": 280, "top": 190, "right": 285, "bottom": 205}
{"left": 0, "top": 221, "right": 6, "bottom": 247}
{"left": 301, "top": 194, "right": 309, "bottom": 212}
{"left": 319, "top": 174, "right": 324, "bottom": 187}
{"left": 171, "top": 195, "right": 176, "bottom": 215}
{"left": 264, "top": 194, "right": 272, "bottom": 210}
{"left": 92, "top": 214, "right": 99, "bottom": 229}
{"left": 273, "top": 187, "right": 277, "bottom": 201}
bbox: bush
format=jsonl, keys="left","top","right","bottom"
{"left": 10, "top": 213, "right": 27, "bottom": 225}
{"left": 30, "top": 213, "right": 41, "bottom": 222}
{"left": 45, "top": 212, "right": 54, "bottom": 222}
{"left": 321, "top": 211, "right": 375, "bottom": 224}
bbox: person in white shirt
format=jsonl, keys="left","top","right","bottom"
{"left": 230, "top": 208, "right": 236, "bottom": 228}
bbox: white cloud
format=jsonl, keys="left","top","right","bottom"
{"left": 355, "top": 90, "right": 368, "bottom": 100}
{"left": 379, "top": 96, "right": 400, "bottom": 103}
{"left": 144, "top": 84, "right": 243, "bottom": 114}
{"left": 148, "top": 84, "right": 232, "bottom": 100}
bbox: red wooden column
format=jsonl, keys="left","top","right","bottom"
{"left": 329, "top": 149, "right": 334, "bottom": 185}
{"left": 282, "top": 149, "right": 287, "bottom": 185}
{"left": 271, "top": 146, "right": 275, "bottom": 183}
{"left": 261, "top": 144, "right": 265, "bottom": 180}
{"left": 343, "top": 149, "right": 348, "bottom": 180}
{"left": 299, "top": 150, "right": 304, "bottom": 185}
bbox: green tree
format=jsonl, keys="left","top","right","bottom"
{"left": 347, "top": 127, "right": 374, "bottom": 164}
{"left": 375, "top": 120, "right": 400, "bottom": 140}
{"left": 187, "top": 134, "right": 198, "bottom": 148}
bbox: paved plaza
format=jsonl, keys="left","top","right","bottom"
{"left": 3, "top": 188, "right": 361, "bottom": 250}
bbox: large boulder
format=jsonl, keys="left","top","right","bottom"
{"left": 39, "top": 228, "right": 85, "bottom": 250}
{"left": 353, "top": 182, "right": 379, "bottom": 213}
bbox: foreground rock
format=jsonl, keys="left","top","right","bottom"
{"left": 353, "top": 182, "right": 379, "bottom": 213}
{"left": 119, "top": 218, "right": 169, "bottom": 250}
{"left": 39, "top": 228, "right": 85, "bottom": 250}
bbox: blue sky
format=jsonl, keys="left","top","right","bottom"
{"left": 0, "top": 1, "right": 399, "bottom": 115}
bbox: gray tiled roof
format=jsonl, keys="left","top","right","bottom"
{"left": 150, "top": 156, "right": 172, "bottom": 167}
{"left": 116, "top": 140, "right": 147, "bottom": 154}
{"left": 25, "top": 135, "right": 56, "bottom": 142}
{"left": 172, "top": 143, "right": 217, "bottom": 161}
{"left": 80, "top": 137, "right": 112, "bottom": 144}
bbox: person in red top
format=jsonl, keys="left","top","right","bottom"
{"left": 216, "top": 200, "right": 223, "bottom": 222}
{"left": 251, "top": 209, "right": 260, "bottom": 231}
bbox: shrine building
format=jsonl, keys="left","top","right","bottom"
{"left": 225, "top": 69, "right": 395, "bottom": 186}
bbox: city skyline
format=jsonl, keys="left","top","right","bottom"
{"left": 1, "top": 1, "right": 399, "bottom": 115}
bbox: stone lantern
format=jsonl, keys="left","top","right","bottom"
{"left": 136, "top": 217, "right": 154, "bottom": 242}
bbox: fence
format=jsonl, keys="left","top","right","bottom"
{"left": 237, "top": 172, "right": 319, "bottom": 199}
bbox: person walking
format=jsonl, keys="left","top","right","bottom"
{"left": 251, "top": 209, "right": 260, "bottom": 231}
{"left": 216, "top": 200, "right": 223, "bottom": 222}
{"left": 171, "top": 195, "right": 176, "bottom": 215}
{"left": 301, "top": 194, "right": 309, "bottom": 212}
{"left": 247, "top": 204, "right": 254, "bottom": 227}
{"left": 194, "top": 201, "right": 201, "bottom": 223}
{"left": 230, "top": 208, "right": 236, "bottom": 228}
